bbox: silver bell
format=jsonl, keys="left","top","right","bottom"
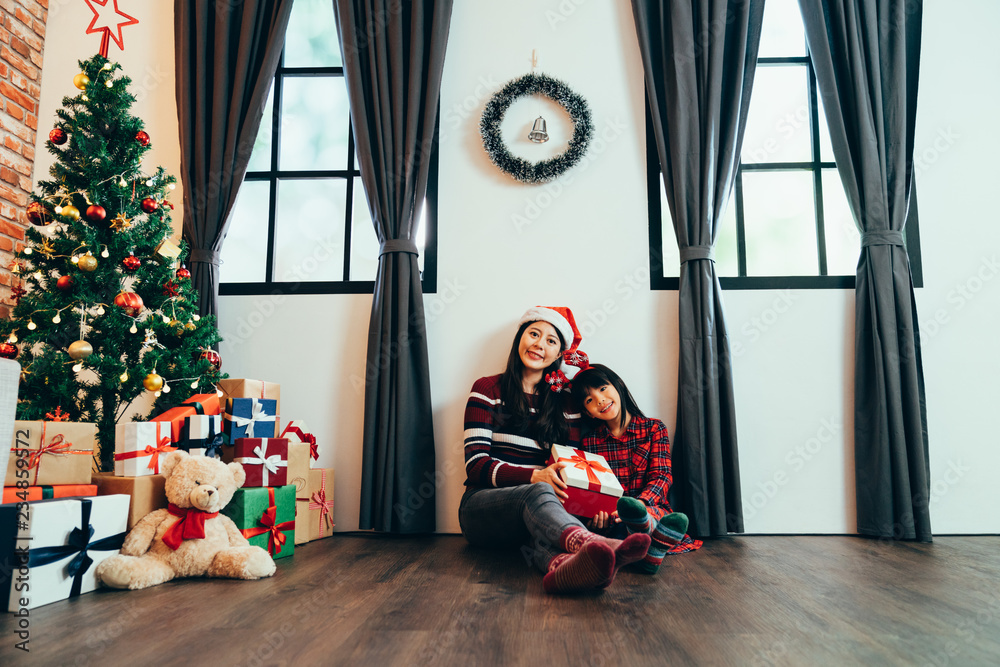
{"left": 528, "top": 116, "right": 549, "bottom": 143}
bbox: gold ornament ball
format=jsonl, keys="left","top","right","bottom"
{"left": 61, "top": 204, "right": 80, "bottom": 221}
{"left": 78, "top": 254, "right": 98, "bottom": 272}
{"left": 68, "top": 340, "right": 93, "bottom": 360}
{"left": 168, "top": 319, "right": 185, "bottom": 335}
{"left": 184, "top": 321, "right": 196, "bottom": 331}
{"left": 73, "top": 73, "right": 90, "bottom": 90}
{"left": 142, "top": 373, "right": 164, "bottom": 391}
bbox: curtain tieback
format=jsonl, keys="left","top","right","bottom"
{"left": 379, "top": 239, "right": 419, "bottom": 257}
{"left": 189, "top": 249, "right": 222, "bottom": 265}
{"left": 861, "top": 231, "right": 904, "bottom": 247}
{"left": 680, "top": 245, "right": 715, "bottom": 263}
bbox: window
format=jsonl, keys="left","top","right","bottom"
{"left": 647, "top": 0, "right": 922, "bottom": 290}
{"left": 220, "top": 0, "right": 438, "bottom": 295}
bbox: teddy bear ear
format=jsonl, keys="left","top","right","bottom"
{"left": 160, "top": 450, "right": 189, "bottom": 477}
{"left": 228, "top": 461, "right": 246, "bottom": 488}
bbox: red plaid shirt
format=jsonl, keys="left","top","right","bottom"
{"left": 581, "top": 414, "right": 702, "bottom": 554}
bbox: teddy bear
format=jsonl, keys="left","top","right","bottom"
{"left": 96, "top": 450, "right": 276, "bottom": 590}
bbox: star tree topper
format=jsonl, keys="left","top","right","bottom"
{"left": 84, "top": 0, "right": 139, "bottom": 57}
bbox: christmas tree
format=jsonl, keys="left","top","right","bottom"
{"left": 0, "top": 54, "right": 225, "bottom": 471}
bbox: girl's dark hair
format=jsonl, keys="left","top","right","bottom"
{"left": 498, "top": 321, "right": 568, "bottom": 446}
{"left": 571, "top": 363, "right": 645, "bottom": 434}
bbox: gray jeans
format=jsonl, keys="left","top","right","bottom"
{"left": 459, "top": 483, "right": 585, "bottom": 572}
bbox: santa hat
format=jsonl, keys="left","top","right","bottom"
{"left": 518, "top": 306, "right": 581, "bottom": 354}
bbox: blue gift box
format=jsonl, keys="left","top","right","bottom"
{"left": 222, "top": 398, "right": 277, "bottom": 440}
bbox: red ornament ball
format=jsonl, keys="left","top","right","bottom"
{"left": 49, "top": 128, "right": 67, "bottom": 145}
{"left": 136, "top": 130, "right": 150, "bottom": 146}
{"left": 199, "top": 349, "right": 222, "bottom": 371}
{"left": 176, "top": 266, "right": 191, "bottom": 280}
{"left": 56, "top": 275, "right": 74, "bottom": 292}
{"left": 141, "top": 198, "right": 158, "bottom": 213}
{"left": 26, "top": 201, "right": 50, "bottom": 226}
{"left": 0, "top": 343, "right": 17, "bottom": 360}
{"left": 113, "top": 291, "right": 144, "bottom": 317}
{"left": 85, "top": 204, "right": 106, "bottom": 222}
{"left": 122, "top": 254, "right": 141, "bottom": 272}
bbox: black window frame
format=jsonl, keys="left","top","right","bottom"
{"left": 647, "top": 54, "right": 922, "bottom": 291}
{"left": 219, "top": 52, "right": 439, "bottom": 296}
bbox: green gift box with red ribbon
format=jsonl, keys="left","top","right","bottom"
{"left": 222, "top": 485, "right": 295, "bottom": 559}
{"left": 547, "top": 444, "right": 624, "bottom": 519}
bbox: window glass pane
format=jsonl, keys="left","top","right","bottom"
{"left": 816, "top": 90, "right": 836, "bottom": 163}
{"left": 246, "top": 88, "right": 274, "bottom": 173}
{"left": 283, "top": 0, "right": 342, "bottom": 68}
{"left": 742, "top": 66, "right": 812, "bottom": 164}
{"left": 822, "top": 169, "right": 859, "bottom": 275}
{"left": 279, "top": 76, "right": 350, "bottom": 171}
{"left": 273, "top": 179, "right": 346, "bottom": 282}
{"left": 715, "top": 193, "right": 739, "bottom": 277}
{"left": 349, "top": 178, "right": 378, "bottom": 281}
{"left": 757, "top": 0, "right": 807, "bottom": 58}
{"left": 220, "top": 181, "right": 270, "bottom": 283}
{"left": 659, "top": 179, "right": 680, "bottom": 278}
{"left": 742, "top": 171, "right": 818, "bottom": 276}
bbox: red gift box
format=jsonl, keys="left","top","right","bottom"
{"left": 547, "top": 445, "right": 624, "bottom": 519}
{"left": 151, "top": 393, "right": 222, "bottom": 443}
{"left": 232, "top": 438, "right": 288, "bottom": 487}
{"left": 2, "top": 484, "right": 98, "bottom": 503}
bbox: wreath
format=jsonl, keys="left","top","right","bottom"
{"left": 480, "top": 73, "right": 594, "bottom": 184}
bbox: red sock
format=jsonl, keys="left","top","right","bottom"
{"left": 542, "top": 542, "right": 615, "bottom": 594}
{"left": 559, "top": 527, "right": 651, "bottom": 572}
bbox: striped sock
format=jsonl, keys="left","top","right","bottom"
{"left": 543, "top": 542, "right": 615, "bottom": 594}
{"left": 617, "top": 496, "right": 655, "bottom": 534}
{"left": 633, "top": 512, "right": 690, "bottom": 575}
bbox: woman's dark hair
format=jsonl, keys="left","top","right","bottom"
{"left": 571, "top": 363, "right": 645, "bottom": 434}
{"left": 498, "top": 320, "right": 568, "bottom": 446}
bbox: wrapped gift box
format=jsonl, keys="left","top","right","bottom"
{"left": 287, "top": 442, "right": 310, "bottom": 494}
{"left": 0, "top": 495, "right": 130, "bottom": 611}
{"left": 92, "top": 472, "right": 168, "bottom": 531}
{"left": 151, "top": 393, "right": 222, "bottom": 443}
{"left": 295, "top": 468, "right": 334, "bottom": 544}
{"left": 5, "top": 421, "right": 96, "bottom": 487}
{"left": 223, "top": 398, "right": 277, "bottom": 440}
{"left": 280, "top": 420, "right": 319, "bottom": 468}
{"left": 547, "top": 445, "right": 624, "bottom": 519}
{"left": 233, "top": 438, "right": 288, "bottom": 487}
{"left": 222, "top": 485, "right": 295, "bottom": 559}
{"left": 179, "top": 414, "right": 225, "bottom": 458}
{"left": 2, "top": 484, "right": 97, "bottom": 503}
{"left": 218, "top": 379, "right": 280, "bottom": 432}
{"left": 114, "top": 421, "right": 177, "bottom": 477}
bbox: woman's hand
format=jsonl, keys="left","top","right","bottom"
{"left": 531, "top": 462, "right": 569, "bottom": 500}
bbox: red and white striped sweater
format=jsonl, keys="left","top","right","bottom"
{"left": 464, "top": 374, "right": 581, "bottom": 488}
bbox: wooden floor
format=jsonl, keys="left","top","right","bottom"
{"left": 2, "top": 534, "right": 999, "bottom": 666}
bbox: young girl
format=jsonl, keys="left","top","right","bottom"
{"left": 571, "top": 364, "right": 702, "bottom": 574}
{"left": 459, "top": 307, "right": 650, "bottom": 594}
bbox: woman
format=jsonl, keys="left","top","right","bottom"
{"left": 459, "top": 307, "right": 650, "bottom": 594}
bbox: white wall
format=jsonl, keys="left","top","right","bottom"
{"left": 36, "top": 1, "right": 1000, "bottom": 535}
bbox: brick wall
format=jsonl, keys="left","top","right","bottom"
{"left": 0, "top": 0, "right": 45, "bottom": 318}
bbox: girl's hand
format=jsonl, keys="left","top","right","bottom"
{"left": 589, "top": 511, "right": 611, "bottom": 531}
{"left": 531, "top": 462, "right": 569, "bottom": 500}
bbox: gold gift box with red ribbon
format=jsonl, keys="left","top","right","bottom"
{"left": 295, "top": 467, "right": 334, "bottom": 544}
{"left": 547, "top": 444, "right": 624, "bottom": 519}
{"left": 4, "top": 420, "right": 97, "bottom": 487}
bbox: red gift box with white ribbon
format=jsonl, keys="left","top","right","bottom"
{"left": 233, "top": 438, "right": 289, "bottom": 487}
{"left": 547, "top": 444, "right": 624, "bottom": 519}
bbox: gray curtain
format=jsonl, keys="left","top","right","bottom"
{"left": 632, "top": 0, "right": 764, "bottom": 537}
{"left": 799, "top": 0, "right": 931, "bottom": 541}
{"left": 333, "top": 0, "right": 452, "bottom": 533}
{"left": 175, "top": 0, "right": 293, "bottom": 317}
